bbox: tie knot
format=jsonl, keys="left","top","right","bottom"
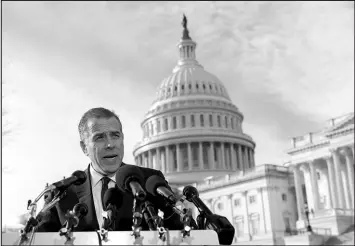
{"left": 102, "top": 176, "right": 111, "bottom": 186}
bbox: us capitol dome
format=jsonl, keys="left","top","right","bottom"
{"left": 133, "top": 15, "right": 256, "bottom": 186}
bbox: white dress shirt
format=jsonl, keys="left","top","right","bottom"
{"left": 89, "top": 165, "right": 116, "bottom": 229}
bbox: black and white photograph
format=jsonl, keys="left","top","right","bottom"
{"left": 2, "top": 1, "right": 354, "bottom": 245}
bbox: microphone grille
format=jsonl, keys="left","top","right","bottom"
{"left": 182, "top": 186, "right": 199, "bottom": 201}
{"left": 145, "top": 175, "right": 167, "bottom": 196}
{"left": 115, "top": 165, "right": 145, "bottom": 192}
{"left": 72, "top": 171, "right": 87, "bottom": 186}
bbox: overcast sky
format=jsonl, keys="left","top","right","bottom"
{"left": 2, "top": 1, "right": 354, "bottom": 226}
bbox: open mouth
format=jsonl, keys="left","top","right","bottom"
{"left": 103, "top": 155, "right": 118, "bottom": 160}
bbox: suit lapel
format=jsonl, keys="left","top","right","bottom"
{"left": 75, "top": 165, "right": 99, "bottom": 231}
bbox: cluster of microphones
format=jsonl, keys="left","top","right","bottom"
{"left": 20, "top": 165, "right": 235, "bottom": 245}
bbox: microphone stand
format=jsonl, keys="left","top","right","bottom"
{"left": 131, "top": 198, "right": 144, "bottom": 239}
{"left": 143, "top": 200, "right": 168, "bottom": 242}
{"left": 98, "top": 204, "right": 117, "bottom": 242}
{"left": 141, "top": 201, "right": 157, "bottom": 231}
{"left": 18, "top": 188, "right": 67, "bottom": 245}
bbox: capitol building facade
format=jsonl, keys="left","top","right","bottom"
{"left": 133, "top": 17, "right": 354, "bottom": 245}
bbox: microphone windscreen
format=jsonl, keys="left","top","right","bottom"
{"left": 182, "top": 186, "right": 199, "bottom": 201}
{"left": 73, "top": 203, "right": 88, "bottom": 218}
{"left": 145, "top": 175, "right": 167, "bottom": 196}
{"left": 72, "top": 170, "right": 87, "bottom": 185}
{"left": 115, "top": 165, "right": 145, "bottom": 192}
{"left": 103, "top": 187, "right": 123, "bottom": 209}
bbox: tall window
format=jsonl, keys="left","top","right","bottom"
{"left": 250, "top": 215, "right": 260, "bottom": 235}
{"left": 172, "top": 146, "right": 177, "bottom": 171}
{"left": 157, "top": 119, "right": 160, "bottom": 133}
{"left": 235, "top": 217, "right": 244, "bottom": 237}
{"left": 164, "top": 118, "right": 168, "bottom": 131}
{"left": 181, "top": 144, "right": 188, "bottom": 170}
{"left": 146, "top": 125, "right": 149, "bottom": 137}
{"left": 150, "top": 122, "right": 154, "bottom": 136}
{"left": 225, "top": 116, "right": 228, "bottom": 128}
{"left": 209, "top": 114, "right": 213, "bottom": 127}
{"left": 282, "top": 194, "right": 287, "bottom": 201}
{"left": 200, "top": 114, "right": 204, "bottom": 127}
{"left": 181, "top": 115, "right": 186, "bottom": 128}
{"left": 203, "top": 144, "right": 209, "bottom": 169}
{"left": 172, "top": 116, "right": 177, "bottom": 129}
{"left": 191, "top": 115, "right": 195, "bottom": 127}
{"left": 217, "top": 115, "right": 221, "bottom": 127}
{"left": 192, "top": 143, "right": 199, "bottom": 168}
{"left": 231, "top": 118, "right": 234, "bottom": 129}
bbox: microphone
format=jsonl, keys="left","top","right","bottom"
{"left": 183, "top": 186, "right": 235, "bottom": 245}
{"left": 182, "top": 186, "right": 212, "bottom": 215}
{"left": 145, "top": 175, "right": 183, "bottom": 204}
{"left": 102, "top": 187, "right": 123, "bottom": 231}
{"left": 48, "top": 171, "right": 87, "bottom": 192}
{"left": 60, "top": 203, "right": 88, "bottom": 236}
{"left": 115, "top": 165, "right": 146, "bottom": 200}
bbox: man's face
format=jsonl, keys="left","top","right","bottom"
{"left": 80, "top": 117, "right": 124, "bottom": 176}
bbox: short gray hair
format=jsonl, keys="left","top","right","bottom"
{"left": 78, "top": 107, "right": 121, "bottom": 141}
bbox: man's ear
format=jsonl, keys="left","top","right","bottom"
{"left": 80, "top": 141, "right": 88, "bottom": 156}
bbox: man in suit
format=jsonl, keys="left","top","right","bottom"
{"left": 37, "top": 107, "right": 183, "bottom": 232}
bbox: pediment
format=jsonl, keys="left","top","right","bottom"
{"left": 324, "top": 113, "right": 354, "bottom": 135}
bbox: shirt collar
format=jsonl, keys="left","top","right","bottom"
{"left": 90, "top": 164, "right": 116, "bottom": 187}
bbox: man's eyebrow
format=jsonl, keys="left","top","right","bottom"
{"left": 92, "top": 132, "right": 104, "bottom": 138}
{"left": 111, "top": 131, "right": 121, "bottom": 135}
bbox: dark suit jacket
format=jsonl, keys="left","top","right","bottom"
{"left": 37, "top": 163, "right": 183, "bottom": 232}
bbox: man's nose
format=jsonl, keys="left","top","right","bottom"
{"left": 105, "top": 137, "right": 115, "bottom": 148}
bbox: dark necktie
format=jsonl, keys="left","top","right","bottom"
{"left": 101, "top": 176, "right": 111, "bottom": 210}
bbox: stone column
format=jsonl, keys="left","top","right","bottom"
{"left": 293, "top": 166, "right": 305, "bottom": 221}
{"left": 320, "top": 167, "right": 333, "bottom": 209}
{"left": 199, "top": 142, "right": 204, "bottom": 169}
{"left": 221, "top": 143, "right": 226, "bottom": 169}
{"left": 331, "top": 148, "right": 346, "bottom": 208}
{"left": 340, "top": 147, "right": 354, "bottom": 208}
{"left": 325, "top": 157, "right": 337, "bottom": 208}
{"left": 340, "top": 164, "right": 351, "bottom": 209}
{"left": 238, "top": 145, "right": 243, "bottom": 171}
{"left": 244, "top": 147, "right": 249, "bottom": 169}
{"left": 231, "top": 143, "right": 236, "bottom": 170}
{"left": 309, "top": 161, "right": 320, "bottom": 211}
{"left": 258, "top": 187, "right": 267, "bottom": 234}
{"left": 176, "top": 144, "right": 182, "bottom": 172}
{"left": 165, "top": 146, "right": 170, "bottom": 173}
{"left": 148, "top": 150, "right": 153, "bottom": 169}
{"left": 188, "top": 142, "right": 193, "bottom": 170}
{"left": 156, "top": 148, "right": 161, "bottom": 170}
{"left": 249, "top": 149, "right": 254, "bottom": 168}
{"left": 209, "top": 142, "right": 215, "bottom": 169}
{"left": 242, "top": 191, "right": 251, "bottom": 239}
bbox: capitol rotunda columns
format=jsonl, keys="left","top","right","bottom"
{"left": 340, "top": 147, "right": 354, "bottom": 208}
{"left": 309, "top": 160, "right": 320, "bottom": 211}
{"left": 199, "top": 142, "right": 203, "bottom": 169}
{"left": 331, "top": 148, "right": 346, "bottom": 208}
{"left": 188, "top": 143, "right": 193, "bottom": 170}
{"left": 238, "top": 145, "right": 243, "bottom": 171}
{"left": 325, "top": 156, "right": 338, "bottom": 208}
{"left": 292, "top": 166, "right": 305, "bottom": 221}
